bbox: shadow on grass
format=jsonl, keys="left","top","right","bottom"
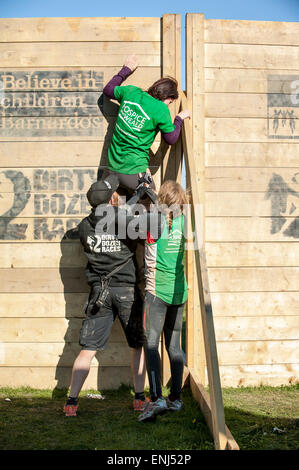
{"left": 0, "top": 386, "right": 214, "bottom": 451}
{"left": 0, "top": 385, "right": 298, "bottom": 451}
{"left": 224, "top": 406, "right": 299, "bottom": 451}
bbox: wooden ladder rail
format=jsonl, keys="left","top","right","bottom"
{"left": 180, "top": 91, "right": 230, "bottom": 450}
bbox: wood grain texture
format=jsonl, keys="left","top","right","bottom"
{"left": 0, "top": 342, "right": 131, "bottom": 367}
{"left": 0, "top": 42, "right": 160, "bottom": 68}
{"left": 205, "top": 43, "right": 299, "bottom": 70}
{"left": 205, "top": 67, "right": 299, "bottom": 93}
{"left": 205, "top": 142, "right": 299, "bottom": 167}
{"left": 0, "top": 17, "right": 161, "bottom": 42}
{"left": 205, "top": 19, "right": 299, "bottom": 46}
{"left": 206, "top": 217, "right": 299, "bottom": 242}
{"left": 0, "top": 317, "right": 127, "bottom": 343}
{"left": 0, "top": 366, "right": 135, "bottom": 390}
{"left": 205, "top": 242, "right": 299, "bottom": 267}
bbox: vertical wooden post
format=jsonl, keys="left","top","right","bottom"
{"left": 184, "top": 13, "right": 228, "bottom": 450}
{"left": 161, "top": 14, "right": 182, "bottom": 387}
{"left": 185, "top": 13, "right": 206, "bottom": 384}
{"left": 161, "top": 14, "right": 182, "bottom": 182}
{"left": 181, "top": 92, "right": 228, "bottom": 450}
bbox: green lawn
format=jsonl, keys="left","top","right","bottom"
{"left": 0, "top": 383, "right": 298, "bottom": 451}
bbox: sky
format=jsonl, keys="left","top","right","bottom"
{"left": 1, "top": 0, "right": 299, "bottom": 21}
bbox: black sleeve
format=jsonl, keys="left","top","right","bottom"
{"left": 145, "top": 188, "right": 157, "bottom": 204}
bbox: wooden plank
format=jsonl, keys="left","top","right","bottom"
{"left": 0, "top": 267, "right": 89, "bottom": 293}
{"left": 0, "top": 193, "right": 91, "bottom": 217}
{"left": 219, "top": 364, "right": 299, "bottom": 387}
{"left": 206, "top": 217, "right": 299, "bottom": 242}
{"left": 209, "top": 267, "right": 299, "bottom": 292}
{"left": 161, "top": 13, "right": 182, "bottom": 385}
{"left": 0, "top": 167, "right": 97, "bottom": 192}
{"left": 3, "top": 215, "right": 298, "bottom": 243}
{"left": 0, "top": 317, "right": 127, "bottom": 343}
{"left": 206, "top": 242, "right": 299, "bottom": 267}
{"left": 205, "top": 43, "right": 299, "bottom": 70}
{"left": 0, "top": 141, "right": 161, "bottom": 167}
{"left": 206, "top": 167, "right": 299, "bottom": 192}
{"left": 183, "top": 24, "right": 228, "bottom": 447}
{"left": 205, "top": 142, "right": 299, "bottom": 167}
{"left": 205, "top": 19, "right": 299, "bottom": 46}
{"left": 185, "top": 199, "right": 195, "bottom": 369}
{"left": 206, "top": 92, "right": 265, "bottom": 118}
{"left": 217, "top": 340, "right": 299, "bottom": 365}
{"left": 0, "top": 365, "right": 134, "bottom": 390}
{"left": 205, "top": 68, "right": 299, "bottom": 94}
{"left": 0, "top": 17, "right": 161, "bottom": 42}
{"left": 0, "top": 67, "right": 107, "bottom": 91}
{"left": 0, "top": 242, "right": 86, "bottom": 268}
{"left": 0, "top": 342, "right": 131, "bottom": 367}
{"left": 189, "top": 369, "right": 239, "bottom": 450}
{"left": 0, "top": 66, "right": 160, "bottom": 90}
{"left": 205, "top": 92, "right": 299, "bottom": 118}
{"left": 0, "top": 217, "right": 82, "bottom": 242}
{"left": 161, "top": 13, "right": 182, "bottom": 182}
{"left": 206, "top": 193, "right": 299, "bottom": 217}
{"left": 210, "top": 292, "right": 299, "bottom": 317}
{"left": 214, "top": 316, "right": 299, "bottom": 341}
{"left": 0, "top": 115, "right": 110, "bottom": 142}
{"left": 206, "top": 117, "right": 299, "bottom": 143}
{"left": 0, "top": 293, "right": 88, "bottom": 317}
{"left": 185, "top": 12, "right": 206, "bottom": 384}
{"left": 3, "top": 292, "right": 296, "bottom": 319}
{"left": 0, "top": 42, "right": 160, "bottom": 68}
{"left": 0, "top": 118, "right": 164, "bottom": 143}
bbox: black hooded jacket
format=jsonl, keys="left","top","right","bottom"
{"left": 78, "top": 188, "right": 161, "bottom": 287}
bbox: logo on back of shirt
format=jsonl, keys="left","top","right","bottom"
{"left": 87, "top": 234, "right": 121, "bottom": 253}
{"left": 166, "top": 229, "right": 184, "bottom": 253}
{"left": 118, "top": 100, "right": 150, "bottom": 134}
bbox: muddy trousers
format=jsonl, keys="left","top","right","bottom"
{"left": 143, "top": 292, "right": 185, "bottom": 400}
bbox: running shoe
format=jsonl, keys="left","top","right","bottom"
{"left": 133, "top": 397, "right": 150, "bottom": 411}
{"left": 166, "top": 397, "right": 183, "bottom": 412}
{"left": 64, "top": 399, "right": 78, "bottom": 417}
{"left": 138, "top": 397, "right": 167, "bottom": 422}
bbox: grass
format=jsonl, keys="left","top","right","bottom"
{"left": 0, "top": 383, "right": 298, "bottom": 451}
{"left": 222, "top": 384, "right": 299, "bottom": 451}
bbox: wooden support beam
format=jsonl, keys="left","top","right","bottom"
{"left": 185, "top": 12, "right": 206, "bottom": 384}
{"left": 161, "top": 13, "right": 182, "bottom": 387}
{"left": 189, "top": 368, "right": 240, "bottom": 450}
{"left": 181, "top": 89, "right": 229, "bottom": 450}
{"left": 161, "top": 13, "right": 182, "bottom": 183}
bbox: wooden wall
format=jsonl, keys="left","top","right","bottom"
{"left": 1, "top": 14, "right": 297, "bottom": 391}
{"left": 0, "top": 16, "right": 180, "bottom": 390}
{"left": 186, "top": 14, "right": 299, "bottom": 387}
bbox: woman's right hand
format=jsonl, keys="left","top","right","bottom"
{"left": 124, "top": 54, "right": 138, "bottom": 72}
{"left": 177, "top": 109, "right": 191, "bottom": 120}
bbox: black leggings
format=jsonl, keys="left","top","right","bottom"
{"left": 105, "top": 169, "right": 156, "bottom": 191}
{"left": 143, "top": 292, "right": 185, "bottom": 400}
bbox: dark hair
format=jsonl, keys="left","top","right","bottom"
{"left": 147, "top": 77, "right": 179, "bottom": 101}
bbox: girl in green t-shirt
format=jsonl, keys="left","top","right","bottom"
{"left": 137, "top": 180, "right": 189, "bottom": 422}
{"left": 103, "top": 55, "right": 190, "bottom": 190}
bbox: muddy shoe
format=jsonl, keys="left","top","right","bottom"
{"left": 138, "top": 398, "right": 167, "bottom": 422}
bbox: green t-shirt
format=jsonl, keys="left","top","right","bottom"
{"left": 145, "top": 214, "right": 188, "bottom": 305}
{"left": 108, "top": 85, "right": 175, "bottom": 174}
